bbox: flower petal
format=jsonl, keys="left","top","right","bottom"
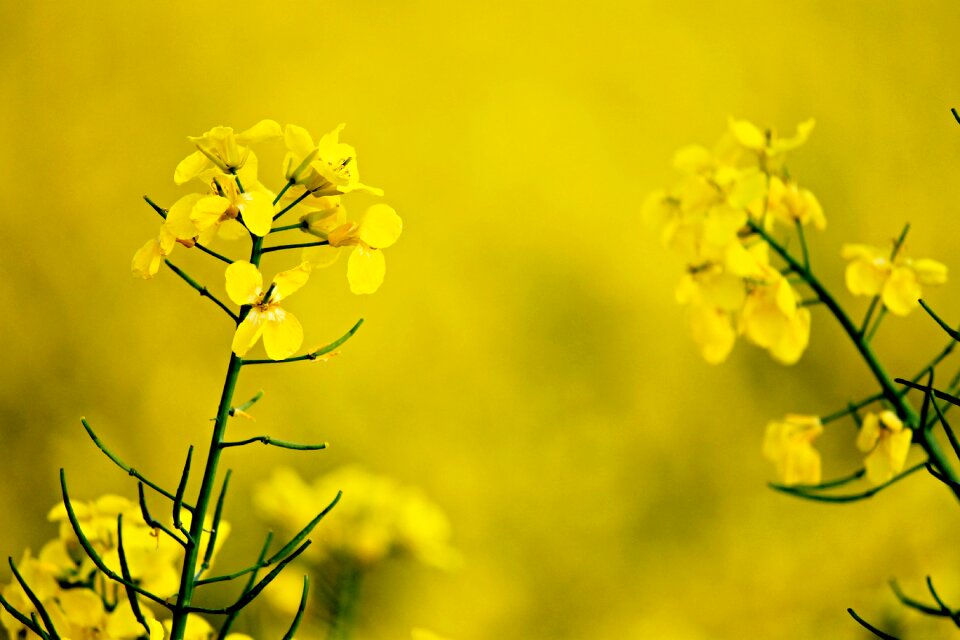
{"left": 174, "top": 150, "right": 211, "bottom": 185}
{"left": 165, "top": 193, "right": 204, "bottom": 239}
{"left": 132, "top": 238, "right": 163, "bottom": 279}
{"left": 263, "top": 311, "right": 304, "bottom": 360}
{"left": 238, "top": 191, "right": 274, "bottom": 236}
{"left": 232, "top": 313, "right": 265, "bottom": 356}
{"left": 348, "top": 245, "right": 386, "bottom": 294}
{"left": 192, "top": 196, "right": 231, "bottom": 232}
{"left": 882, "top": 267, "right": 921, "bottom": 316}
{"left": 218, "top": 218, "right": 249, "bottom": 241}
{"left": 225, "top": 261, "right": 263, "bottom": 306}
{"left": 237, "top": 119, "right": 281, "bottom": 143}
{"left": 271, "top": 264, "right": 311, "bottom": 301}
{"left": 302, "top": 245, "right": 342, "bottom": 269}
{"left": 913, "top": 258, "right": 948, "bottom": 286}
{"left": 358, "top": 204, "right": 403, "bottom": 249}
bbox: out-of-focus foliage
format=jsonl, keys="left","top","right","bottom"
{"left": 3, "top": 2, "right": 960, "bottom": 638}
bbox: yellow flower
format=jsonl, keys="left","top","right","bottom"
{"left": 856, "top": 410, "right": 912, "bottom": 485}
{"left": 283, "top": 123, "right": 383, "bottom": 195}
{"left": 132, "top": 224, "right": 177, "bottom": 279}
{"left": 761, "top": 175, "right": 825, "bottom": 230}
{"left": 728, "top": 117, "right": 815, "bottom": 169}
{"left": 842, "top": 242, "right": 947, "bottom": 316}
{"left": 762, "top": 415, "right": 823, "bottom": 486}
{"left": 254, "top": 466, "right": 459, "bottom": 570}
{"left": 303, "top": 204, "right": 403, "bottom": 294}
{"left": 191, "top": 174, "right": 274, "bottom": 238}
{"left": 175, "top": 120, "right": 281, "bottom": 185}
{"left": 740, "top": 269, "right": 811, "bottom": 364}
{"left": 226, "top": 261, "right": 309, "bottom": 360}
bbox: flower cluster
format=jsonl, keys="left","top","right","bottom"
{"left": 0, "top": 496, "right": 231, "bottom": 640}
{"left": 644, "top": 118, "right": 821, "bottom": 364}
{"left": 842, "top": 242, "right": 947, "bottom": 316}
{"left": 254, "top": 466, "right": 458, "bottom": 570}
{"left": 132, "top": 120, "right": 403, "bottom": 360}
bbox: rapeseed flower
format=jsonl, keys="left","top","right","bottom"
{"left": 226, "top": 261, "right": 310, "bottom": 360}
{"left": 842, "top": 243, "right": 947, "bottom": 315}
{"left": 283, "top": 123, "right": 383, "bottom": 196}
{"left": 763, "top": 415, "right": 823, "bottom": 485}
{"left": 175, "top": 120, "right": 281, "bottom": 185}
{"left": 856, "top": 410, "right": 912, "bottom": 485}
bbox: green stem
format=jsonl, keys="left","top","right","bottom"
{"left": 262, "top": 240, "right": 329, "bottom": 254}
{"left": 270, "top": 223, "right": 306, "bottom": 234}
{"left": 168, "top": 232, "right": 265, "bottom": 639}
{"left": 328, "top": 562, "right": 363, "bottom": 640}
{"left": 749, "top": 221, "right": 960, "bottom": 501}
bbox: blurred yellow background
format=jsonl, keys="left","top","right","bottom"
{"left": 3, "top": 1, "right": 960, "bottom": 638}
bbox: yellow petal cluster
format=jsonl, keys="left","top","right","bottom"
{"left": 254, "top": 466, "right": 459, "bottom": 570}
{"left": 134, "top": 120, "right": 401, "bottom": 295}
{"left": 645, "top": 118, "right": 819, "bottom": 364}
{"left": 762, "top": 415, "right": 823, "bottom": 486}
{"left": 0, "top": 496, "right": 229, "bottom": 640}
{"left": 842, "top": 242, "right": 947, "bottom": 316}
{"left": 226, "top": 261, "right": 309, "bottom": 360}
{"left": 856, "top": 410, "right": 912, "bottom": 485}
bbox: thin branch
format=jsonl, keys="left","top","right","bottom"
{"left": 242, "top": 319, "right": 363, "bottom": 365}
{"left": 769, "top": 461, "right": 926, "bottom": 503}
{"left": 173, "top": 446, "right": 193, "bottom": 531}
{"left": 889, "top": 579, "right": 948, "bottom": 616}
{"left": 116, "top": 515, "right": 151, "bottom": 638}
{"left": 265, "top": 491, "right": 342, "bottom": 566}
{"left": 931, "top": 398, "right": 960, "bottom": 461}
{"left": 282, "top": 576, "right": 310, "bottom": 640}
{"left": 847, "top": 608, "right": 900, "bottom": 639}
{"left": 199, "top": 532, "right": 273, "bottom": 588}
{"left": 220, "top": 436, "right": 327, "bottom": 451}
{"left": 8, "top": 558, "right": 59, "bottom": 639}
{"left": 143, "top": 196, "right": 167, "bottom": 220}
{"left": 273, "top": 189, "right": 311, "bottom": 221}
{"left": 919, "top": 299, "right": 960, "bottom": 341}
{"left": 197, "top": 470, "right": 231, "bottom": 581}
{"left": 164, "top": 260, "right": 240, "bottom": 323}
{"left": 188, "top": 541, "right": 312, "bottom": 615}
{"left": 926, "top": 576, "right": 960, "bottom": 627}
{"left": 230, "top": 390, "right": 264, "bottom": 417}
{"left": 261, "top": 240, "right": 329, "bottom": 254}
{"left": 137, "top": 482, "right": 189, "bottom": 546}
{"left": 194, "top": 242, "right": 233, "bottom": 265}
{"left": 795, "top": 219, "right": 810, "bottom": 270}
{"left": 0, "top": 591, "right": 46, "bottom": 638}
{"left": 896, "top": 379, "right": 960, "bottom": 408}
{"left": 80, "top": 418, "right": 193, "bottom": 512}
{"left": 59, "top": 470, "right": 174, "bottom": 609}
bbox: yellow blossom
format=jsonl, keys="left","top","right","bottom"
{"left": 132, "top": 224, "right": 177, "bottom": 279}
{"left": 762, "top": 415, "right": 823, "bottom": 486}
{"left": 226, "top": 261, "right": 309, "bottom": 360}
{"left": 191, "top": 174, "right": 274, "bottom": 238}
{"left": 740, "top": 268, "right": 811, "bottom": 364}
{"left": 842, "top": 242, "right": 947, "bottom": 315}
{"left": 254, "top": 466, "right": 459, "bottom": 570}
{"left": 856, "top": 410, "right": 913, "bottom": 485}
{"left": 302, "top": 204, "right": 403, "bottom": 294}
{"left": 283, "top": 123, "right": 383, "bottom": 195}
{"left": 728, "top": 117, "right": 815, "bottom": 170}
{"left": 175, "top": 120, "right": 281, "bottom": 185}
{"left": 760, "top": 175, "right": 825, "bottom": 230}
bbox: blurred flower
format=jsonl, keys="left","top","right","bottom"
{"left": 255, "top": 466, "right": 459, "bottom": 570}
{"left": 132, "top": 224, "right": 177, "bottom": 279}
{"left": 842, "top": 243, "right": 947, "bottom": 315}
{"left": 758, "top": 175, "right": 825, "bottom": 231}
{"left": 175, "top": 120, "right": 281, "bottom": 185}
{"left": 762, "top": 415, "right": 823, "bottom": 486}
{"left": 728, "top": 117, "right": 815, "bottom": 171}
{"left": 412, "top": 629, "right": 451, "bottom": 640}
{"left": 302, "top": 204, "right": 403, "bottom": 294}
{"left": 856, "top": 410, "right": 912, "bottom": 485}
{"left": 740, "top": 268, "right": 811, "bottom": 365}
{"left": 226, "top": 261, "right": 310, "bottom": 360}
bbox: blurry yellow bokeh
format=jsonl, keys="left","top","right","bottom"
{"left": 3, "top": 1, "right": 960, "bottom": 638}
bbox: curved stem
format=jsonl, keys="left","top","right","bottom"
{"left": 749, "top": 221, "right": 960, "bottom": 501}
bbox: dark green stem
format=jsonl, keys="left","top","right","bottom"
{"left": 328, "top": 562, "right": 363, "bottom": 640}
{"left": 749, "top": 221, "right": 960, "bottom": 501}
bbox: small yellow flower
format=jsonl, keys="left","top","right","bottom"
{"left": 763, "top": 415, "right": 823, "bottom": 486}
{"left": 856, "top": 410, "right": 912, "bottom": 485}
{"left": 761, "top": 175, "right": 825, "bottom": 230}
{"left": 740, "top": 269, "right": 811, "bottom": 364}
{"left": 226, "top": 261, "right": 310, "bottom": 360}
{"left": 842, "top": 242, "right": 947, "bottom": 315}
{"left": 728, "top": 117, "right": 815, "bottom": 166}
{"left": 132, "top": 224, "right": 177, "bottom": 279}
{"left": 302, "top": 204, "right": 403, "bottom": 294}
{"left": 175, "top": 120, "right": 281, "bottom": 185}
{"left": 283, "top": 123, "right": 383, "bottom": 195}
{"left": 191, "top": 174, "right": 274, "bottom": 238}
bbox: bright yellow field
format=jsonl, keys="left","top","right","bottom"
{"left": 3, "top": 2, "right": 960, "bottom": 638}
